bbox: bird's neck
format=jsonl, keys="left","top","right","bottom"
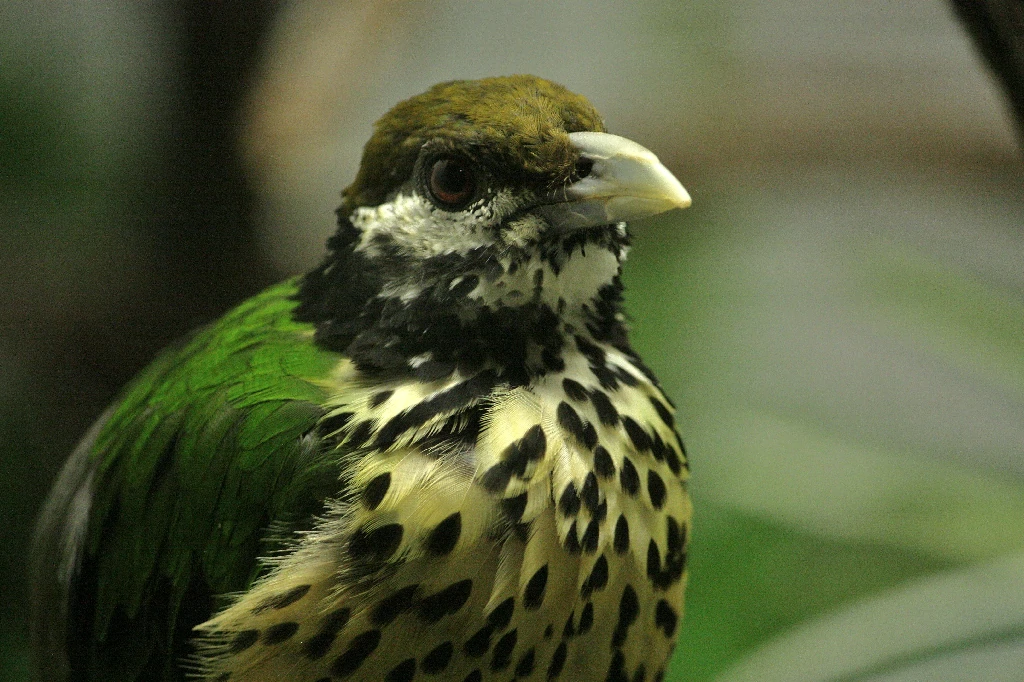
{"left": 294, "top": 219, "right": 634, "bottom": 385}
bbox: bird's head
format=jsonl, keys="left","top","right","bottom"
{"left": 297, "top": 75, "right": 690, "bottom": 382}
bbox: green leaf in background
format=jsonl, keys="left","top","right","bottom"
{"left": 715, "top": 551, "right": 1024, "bottom": 682}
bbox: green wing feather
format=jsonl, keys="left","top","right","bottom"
{"left": 58, "top": 279, "right": 342, "bottom": 680}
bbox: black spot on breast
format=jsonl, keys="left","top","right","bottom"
{"left": 655, "top": 599, "right": 678, "bottom": 637}
{"left": 491, "top": 629, "right": 518, "bottom": 671}
{"left": 542, "top": 348, "right": 566, "bottom": 372}
{"left": 612, "top": 585, "right": 640, "bottom": 648}
{"left": 422, "top": 641, "right": 454, "bottom": 674}
{"left": 664, "top": 444, "right": 683, "bottom": 476}
{"left": 229, "top": 629, "right": 259, "bottom": 653}
{"left": 548, "top": 641, "right": 568, "bottom": 679}
{"left": 562, "top": 611, "right": 576, "bottom": 639}
{"left": 519, "top": 425, "right": 547, "bottom": 461}
{"left": 545, "top": 624, "right": 554, "bottom": 639}
{"left": 562, "top": 378, "right": 589, "bottom": 402}
{"left": 263, "top": 621, "right": 299, "bottom": 645}
{"left": 564, "top": 521, "right": 581, "bottom": 554}
{"left": 581, "top": 518, "right": 600, "bottom": 554}
{"left": 376, "top": 371, "right": 498, "bottom": 448}
{"left": 303, "top": 608, "right": 351, "bottom": 660}
{"left": 650, "top": 433, "right": 667, "bottom": 463}
{"left": 647, "top": 470, "right": 667, "bottom": 509}
{"left": 420, "top": 403, "right": 484, "bottom": 451}
{"left": 575, "top": 335, "right": 606, "bottom": 366}
{"left": 502, "top": 440, "right": 529, "bottom": 476}
{"left": 480, "top": 461, "right": 513, "bottom": 493}
{"left": 516, "top": 648, "right": 536, "bottom": 677}
{"left": 633, "top": 662, "right": 648, "bottom": 682}
{"left": 449, "top": 273, "right": 480, "bottom": 298}
{"left": 559, "top": 483, "right": 581, "bottom": 517}
{"left": 370, "top": 389, "right": 393, "bottom": 408}
{"left": 331, "top": 629, "right": 382, "bottom": 677}
{"left": 418, "top": 578, "right": 473, "bottom": 623}
{"left": 463, "top": 623, "right": 495, "bottom": 658}
{"left": 463, "top": 670, "right": 482, "bottom": 682}
{"left": 619, "top": 458, "right": 640, "bottom": 496}
{"left": 578, "top": 601, "right": 594, "bottom": 634}
{"left": 487, "top": 597, "right": 515, "bottom": 630}
{"left": 653, "top": 669, "right": 665, "bottom": 682}
{"left": 349, "top": 523, "right": 403, "bottom": 561}
{"left": 594, "top": 500, "right": 608, "bottom": 523}
{"left": 623, "top": 418, "right": 653, "bottom": 453}
{"left": 426, "top": 512, "right": 462, "bottom": 556}
{"left": 582, "top": 554, "right": 609, "bottom": 597}
{"left": 666, "top": 517, "right": 688, "bottom": 584}
{"left": 384, "top": 658, "right": 416, "bottom": 682}
{"left": 496, "top": 425, "right": 546, "bottom": 479}
{"left": 613, "top": 514, "right": 630, "bottom": 554}
{"left": 668, "top": 516, "right": 685, "bottom": 551}
{"left": 593, "top": 446, "right": 616, "bottom": 478}
{"left": 253, "top": 584, "right": 311, "bottom": 614}
{"left": 362, "top": 472, "right": 391, "bottom": 511}
{"left": 580, "top": 472, "right": 599, "bottom": 512}
{"left": 581, "top": 420, "right": 598, "bottom": 450}
{"left": 590, "top": 390, "right": 620, "bottom": 426}
{"left": 677, "top": 437, "right": 690, "bottom": 471}
{"left": 524, "top": 565, "right": 549, "bottom": 609}
{"left": 614, "top": 366, "right": 641, "bottom": 387}
{"left": 620, "top": 586, "right": 640, "bottom": 624}
{"left": 607, "top": 650, "right": 628, "bottom": 682}
{"left": 347, "top": 420, "right": 374, "bottom": 447}
{"left": 591, "top": 362, "right": 620, "bottom": 390}
{"left": 502, "top": 493, "right": 528, "bottom": 524}
{"left": 647, "top": 540, "right": 663, "bottom": 586}
{"left": 650, "top": 396, "right": 674, "bottom": 427}
{"left": 321, "top": 410, "right": 353, "bottom": 435}
{"left": 371, "top": 584, "right": 419, "bottom": 626}
{"left": 557, "top": 401, "right": 587, "bottom": 444}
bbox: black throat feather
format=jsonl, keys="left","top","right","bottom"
{"left": 294, "top": 215, "right": 634, "bottom": 386}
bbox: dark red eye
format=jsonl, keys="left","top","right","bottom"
{"left": 428, "top": 157, "right": 476, "bottom": 209}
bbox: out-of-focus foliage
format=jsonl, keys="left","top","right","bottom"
{"left": 623, "top": 171, "right": 1024, "bottom": 679}
{"left": 716, "top": 551, "right": 1024, "bottom": 681}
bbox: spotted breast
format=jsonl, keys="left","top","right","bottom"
{"left": 193, "top": 340, "right": 690, "bottom": 682}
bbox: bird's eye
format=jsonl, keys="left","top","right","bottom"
{"left": 427, "top": 157, "right": 476, "bottom": 210}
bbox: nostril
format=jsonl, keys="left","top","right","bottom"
{"left": 573, "top": 157, "right": 594, "bottom": 181}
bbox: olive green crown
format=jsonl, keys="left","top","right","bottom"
{"left": 343, "top": 75, "right": 606, "bottom": 208}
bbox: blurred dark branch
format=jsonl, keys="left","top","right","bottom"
{"left": 145, "top": 0, "right": 282, "bottom": 322}
{"left": 950, "top": 0, "right": 1024, "bottom": 146}
{"left": 76, "top": 0, "right": 283, "bottom": 396}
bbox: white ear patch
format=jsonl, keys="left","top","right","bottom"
{"left": 350, "top": 189, "right": 521, "bottom": 259}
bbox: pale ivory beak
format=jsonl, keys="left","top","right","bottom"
{"left": 538, "top": 131, "right": 691, "bottom": 230}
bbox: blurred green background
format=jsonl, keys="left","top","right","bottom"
{"left": 2, "top": 1, "right": 1022, "bottom": 680}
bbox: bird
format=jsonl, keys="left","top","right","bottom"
{"left": 30, "top": 74, "right": 693, "bottom": 682}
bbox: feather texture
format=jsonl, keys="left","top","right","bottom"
{"left": 192, "top": 338, "right": 690, "bottom": 681}
{"left": 31, "top": 281, "right": 343, "bottom": 680}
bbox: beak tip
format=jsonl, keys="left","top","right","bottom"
{"left": 673, "top": 186, "right": 692, "bottom": 210}
{"left": 662, "top": 177, "right": 691, "bottom": 212}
